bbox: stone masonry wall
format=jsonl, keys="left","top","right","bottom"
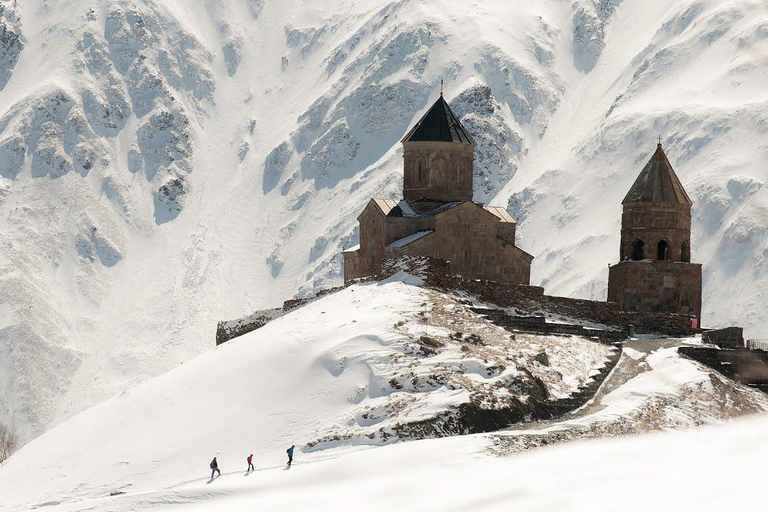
{"left": 608, "top": 260, "right": 702, "bottom": 320}
{"left": 388, "top": 256, "right": 694, "bottom": 336}
{"left": 403, "top": 141, "right": 474, "bottom": 202}
{"left": 216, "top": 285, "right": 347, "bottom": 345}
{"left": 345, "top": 202, "right": 532, "bottom": 285}
{"left": 702, "top": 327, "right": 744, "bottom": 349}
{"left": 392, "top": 203, "right": 531, "bottom": 285}
{"left": 620, "top": 203, "right": 691, "bottom": 262}
{"left": 221, "top": 256, "right": 697, "bottom": 346}
{"left": 345, "top": 201, "right": 392, "bottom": 283}
{"left": 342, "top": 250, "right": 362, "bottom": 284}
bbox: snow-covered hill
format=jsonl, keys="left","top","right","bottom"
{"left": 4, "top": 0, "right": 768, "bottom": 446}
{"left": 0, "top": 276, "right": 764, "bottom": 511}
{"left": 9, "top": 415, "right": 768, "bottom": 511}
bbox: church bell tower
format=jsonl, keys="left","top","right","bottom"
{"left": 607, "top": 142, "right": 702, "bottom": 321}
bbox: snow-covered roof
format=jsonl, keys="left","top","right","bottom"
{"left": 391, "top": 200, "right": 462, "bottom": 218}
{"left": 343, "top": 244, "right": 360, "bottom": 253}
{"left": 371, "top": 198, "right": 399, "bottom": 215}
{"left": 483, "top": 206, "right": 516, "bottom": 224}
{"left": 397, "top": 200, "right": 417, "bottom": 216}
{"left": 387, "top": 230, "right": 434, "bottom": 248}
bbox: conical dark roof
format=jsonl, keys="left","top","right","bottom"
{"left": 401, "top": 94, "right": 475, "bottom": 145}
{"left": 622, "top": 144, "right": 692, "bottom": 205}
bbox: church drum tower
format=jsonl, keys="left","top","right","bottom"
{"left": 401, "top": 95, "right": 476, "bottom": 203}
{"left": 607, "top": 143, "right": 702, "bottom": 322}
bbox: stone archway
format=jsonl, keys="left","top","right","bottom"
{"left": 630, "top": 239, "right": 644, "bottom": 260}
{"left": 657, "top": 240, "right": 670, "bottom": 261}
{"left": 681, "top": 241, "right": 690, "bottom": 263}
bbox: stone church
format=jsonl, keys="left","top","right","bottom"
{"left": 343, "top": 93, "right": 533, "bottom": 284}
{"left": 607, "top": 142, "right": 702, "bottom": 321}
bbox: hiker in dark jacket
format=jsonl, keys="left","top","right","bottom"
{"left": 210, "top": 457, "right": 220, "bottom": 479}
{"left": 247, "top": 453, "right": 254, "bottom": 472}
{"left": 287, "top": 445, "right": 295, "bottom": 466}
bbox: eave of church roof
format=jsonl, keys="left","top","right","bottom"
{"left": 401, "top": 95, "right": 475, "bottom": 145}
{"left": 622, "top": 144, "right": 692, "bottom": 206}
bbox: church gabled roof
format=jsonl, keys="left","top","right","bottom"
{"left": 401, "top": 94, "right": 475, "bottom": 145}
{"left": 622, "top": 143, "right": 692, "bottom": 206}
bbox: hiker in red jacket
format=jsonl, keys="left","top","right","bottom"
{"left": 246, "top": 453, "right": 254, "bottom": 473}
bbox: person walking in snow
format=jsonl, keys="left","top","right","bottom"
{"left": 210, "top": 457, "right": 220, "bottom": 479}
{"left": 247, "top": 453, "right": 254, "bottom": 473}
{"left": 286, "top": 445, "right": 295, "bottom": 467}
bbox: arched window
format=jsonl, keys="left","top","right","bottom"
{"left": 417, "top": 162, "right": 423, "bottom": 183}
{"left": 630, "top": 239, "right": 644, "bottom": 261}
{"left": 430, "top": 154, "right": 446, "bottom": 181}
{"left": 681, "top": 241, "right": 690, "bottom": 263}
{"left": 657, "top": 240, "right": 670, "bottom": 261}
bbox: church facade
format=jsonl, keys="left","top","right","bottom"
{"left": 343, "top": 94, "right": 533, "bottom": 285}
{"left": 607, "top": 143, "right": 702, "bottom": 321}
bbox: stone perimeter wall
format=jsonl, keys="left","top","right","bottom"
{"left": 679, "top": 346, "right": 768, "bottom": 392}
{"left": 386, "top": 256, "right": 696, "bottom": 336}
{"left": 702, "top": 327, "right": 744, "bottom": 349}
{"left": 216, "top": 286, "right": 346, "bottom": 345}
{"left": 218, "top": 256, "right": 697, "bottom": 346}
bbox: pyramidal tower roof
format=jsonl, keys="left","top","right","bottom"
{"left": 622, "top": 143, "right": 692, "bottom": 206}
{"left": 401, "top": 93, "right": 475, "bottom": 145}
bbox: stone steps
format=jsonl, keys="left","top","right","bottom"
{"left": 547, "top": 347, "right": 623, "bottom": 418}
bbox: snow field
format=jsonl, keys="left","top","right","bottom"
{"left": 2, "top": 278, "right": 767, "bottom": 511}
{"left": 0, "top": 278, "right": 609, "bottom": 510}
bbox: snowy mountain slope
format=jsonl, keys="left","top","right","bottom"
{"left": 0, "top": 279, "right": 764, "bottom": 511}
{"left": 0, "top": 277, "right": 617, "bottom": 509}
{"left": 3, "top": 0, "right": 768, "bottom": 447}
{"left": 22, "top": 414, "right": 768, "bottom": 512}
{"left": 0, "top": 0, "right": 571, "bottom": 444}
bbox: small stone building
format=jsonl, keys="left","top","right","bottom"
{"left": 343, "top": 94, "right": 533, "bottom": 284}
{"left": 607, "top": 143, "right": 702, "bottom": 321}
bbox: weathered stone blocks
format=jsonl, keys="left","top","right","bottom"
{"left": 608, "top": 260, "right": 702, "bottom": 320}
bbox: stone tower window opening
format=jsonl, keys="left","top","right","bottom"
{"left": 630, "top": 239, "right": 644, "bottom": 261}
{"left": 681, "top": 241, "right": 690, "bottom": 263}
{"left": 657, "top": 240, "right": 670, "bottom": 261}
